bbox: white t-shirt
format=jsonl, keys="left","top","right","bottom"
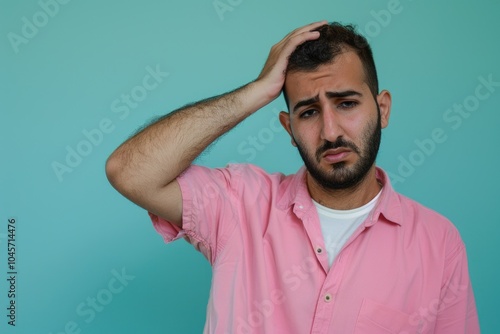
{"left": 313, "top": 190, "right": 382, "bottom": 268}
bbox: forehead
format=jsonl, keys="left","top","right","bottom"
{"left": 284, "top": 50, "right": 369, "bottom": 103}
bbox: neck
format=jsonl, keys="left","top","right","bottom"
{"left": 307, "top": 165, "right": 381, "bottom": 210}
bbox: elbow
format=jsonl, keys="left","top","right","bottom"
{"left": 105, "top": 152, "right": 157, "bottom": 208}
{"left": 105, "top": 151, "right": 145, "bottom": 200}
{"left": 105, "top": 153, "right": 125, "bottom": 191}
{"left": 105, "top": 153, "right": 145, "bottom": 206}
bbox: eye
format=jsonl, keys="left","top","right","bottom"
{"left": 338, "top": 101, "right": 358, "bottom": 109}
{"left": 299, "top": 109, "right": 317, "bottom": 118}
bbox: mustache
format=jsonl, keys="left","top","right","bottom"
{"left": 315, "top": 138, "right": 360, "bottom": 161}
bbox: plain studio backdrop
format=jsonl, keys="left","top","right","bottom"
{"left": 1, "top": 0, "right": 498, "bottom": 333}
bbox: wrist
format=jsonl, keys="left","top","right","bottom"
{"left": 246, "top": 80, "right": 281, "bottom": 111}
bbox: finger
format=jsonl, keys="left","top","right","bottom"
{"left": 273, "top": 22, "right": 324, "bottom": 54}
{"left": 275, "top": 20, "right": 326, "bottom": 51}
{"left": 286, "top": 20, "right": 328, "bottom": 39}
{"left": 267, "top": 30, "right": 321, "bottom": 78}
{"left": 281, "top": 29, "right": 321, "bottom": 56}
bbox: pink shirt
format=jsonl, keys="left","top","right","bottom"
{"left": 150, "top": 164, "right": 479, "bottom": 333}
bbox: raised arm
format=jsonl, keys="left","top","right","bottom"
{"left": 105, "top": 21, "right": 327, "bottom": 226}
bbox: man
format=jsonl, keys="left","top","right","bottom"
{"left": 106, "top": 21, "right": 479, "bottom": 333}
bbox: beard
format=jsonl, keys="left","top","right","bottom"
{"left": 295, "top": 107, "right": 382, "bottom": 190}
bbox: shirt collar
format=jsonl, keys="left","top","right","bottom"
{"left": 276, "top": 166, "right": 403, "bottom": 226}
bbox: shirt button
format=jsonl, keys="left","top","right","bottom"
{"left": 316, "top": 247, "right": 323, "bottom": 254}
{"left": 298, "top": 205, "right": 304, "bottom": 209}
{"left": 324, "top": 293, "right": 332, "bottom": 302}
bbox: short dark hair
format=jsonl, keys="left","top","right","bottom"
{"left": 283, "top": 22, "right": 379, "bottom": 108}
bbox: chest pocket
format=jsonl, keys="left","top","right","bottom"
{"left": 354, "top": 298, "right": 423, "bottom": 334}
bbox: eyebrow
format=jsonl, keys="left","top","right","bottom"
{"left": 292, "top": 90, "right": 363, "bottom": 113}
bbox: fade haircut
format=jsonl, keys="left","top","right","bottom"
{"left": 283, "top": 22, "right": 379, "bottom": 109}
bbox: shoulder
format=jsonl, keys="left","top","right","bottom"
{"left": 394, "top": 192, "right": 464, "bottom": 249}
{"left": 226, "top": 164, "right": 298, "bottom": 198}
{"left": 397, "top": 192, "right": 450, "bottom": 225}
{"left": 180, "top": 163, "right": 292, "bottom": 191}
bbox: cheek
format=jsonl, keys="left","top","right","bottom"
{"left": 342, "top": 116, "right": 365, "bottom": 139}
{"left": 291, "top": 121, "right": 320, "bottom": 146}
{"left": 346, "top": 107, "right": 377, "bottom": 132}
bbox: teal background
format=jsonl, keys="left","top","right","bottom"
{"left": 1, "top": 0, "right": 498, "bottom": 333}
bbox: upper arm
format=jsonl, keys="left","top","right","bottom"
{"left": 105, "top": 147, "right": 184, "bottom": 227}
{"left": 141, "top": 180, "right": 183, "bottom": 228}
{"left": 106, "top": 158, "right": 184, "bottom": 228}
{"left": 434, "top": 240, "right": 480, "bottom": 333}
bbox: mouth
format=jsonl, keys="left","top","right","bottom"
{"left": 321, "top": 148, "right": 352, "bottom": 164}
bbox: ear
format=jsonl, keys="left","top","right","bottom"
{"left": 279, "top": 111, "right": 297, "bottom": 146}
{"left": 376, "top": 90, "right": 392, "bottom": 129}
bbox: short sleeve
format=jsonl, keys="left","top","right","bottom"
{"left": 149, "top": 164, "right": 242, "bottom": 264}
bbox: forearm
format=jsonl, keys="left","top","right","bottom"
{"left": 106, "top": 80, "right": 269, "bottom": 195}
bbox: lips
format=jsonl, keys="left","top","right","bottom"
{"left": 322, "top": 148, "right": 351, "bottom": 163}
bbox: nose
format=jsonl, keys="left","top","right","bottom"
{"left": 320, "top": 105, "right": 343, "bottom": 142}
